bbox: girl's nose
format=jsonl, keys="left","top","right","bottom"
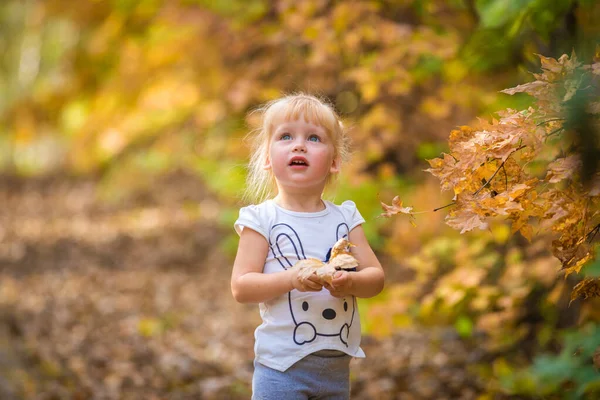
{"left": 292, "top": 142, "right": 306, "bottom": 152}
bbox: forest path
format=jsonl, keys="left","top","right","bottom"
{"left": 0, "top": 174, "right": 484, "bottom": 399}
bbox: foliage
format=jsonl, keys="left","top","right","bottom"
{"left": 1, "top": 0, "right": 567, "bottom": 189}
{"left": 466, "top": 0, "right": 599, "bottom": 71}
{"left": 384, "top": 52, "right": 600, "bottom": 301}
{"left": 379, "top": 51, "right": 600, "bottom": 397}
{"left": 501, "top": 323, "right": 600, "bottom": 398}
{"left": 1, "top": 0, "right": 599, "bottom": 398}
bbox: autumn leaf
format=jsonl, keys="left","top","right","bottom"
{"left": 553, "top": 234, "right": 594, "bottom": 278}
{"left": 328, "top": 253, "right": 359, "bottom": 271}
{"left": 446, "top": 211, "right": 488, "bottom": 234}
{"left": 560, "top": 251, "right": 593, "bottom": 277}
{"left": 519, "top": 224, "right": 533, "bottom": 242}
{"left": 330, "top": 238, "right": 355, "bottom": 259}
{"left": 500, "top": 80, "right": 546, "bottom": 96}
{"left": 295, "top": 258, "right": 327, "bottom": 282}
{"left": 570, "top": 277, "right": 600, "bottom": 304}
{"left": 380, "top": 196, "right": 415, "bottom": 226}
{"left": 293, "top": 238, "right": 359, "bottom": 285}
{"left": 424, "top": 154, "right": 462, "bottom": 193}
{"left": 546, "top": 155, "right": 582, "bottom": 183}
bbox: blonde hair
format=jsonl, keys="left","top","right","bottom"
{"left": 243, "top": 93, "right": 351, "bottom": 204}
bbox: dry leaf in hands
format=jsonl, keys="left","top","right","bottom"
{"left": 293, "top": 239, "right": 359, "bottom": 285}
{"left": 295, "top": 258, "right": 328, "bottom": 282}
{"left": 328, "top": 254, "right": 359, "bottom": 272}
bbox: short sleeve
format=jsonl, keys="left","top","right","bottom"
{"left": 234, "top": 205, "right": 269, "bottom": 241}
{"left": 340, "top": 200, "right": 365, "bottom": 231}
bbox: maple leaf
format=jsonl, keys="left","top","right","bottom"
{"left": 509, "top": 211, "right": 536, "bottom": 241}
{"left": 330, "top": 238, "right": 355, "bottom": 259}
{"left": 519, "top": 224, "right": 534, "bottom": 242}
{"left": 380, "top": 195, "right": 416, "bottom": 226}
{"left": 500, "top": 81, "right": 546, "bottom": 96}
{"left": 292, "top": 238, "right": 359, "bottom": 285}
{"left": 553, "top": 232, "right": 594, "bottom": 278}
{"left": 480, "top": 194, "right": 523, "bottom": 216}
{"left": 541, "top": 188, "right": 587, "bottom": 234}
{"left": 448, "top": 125, "right": 475, "bottom": 145}
{"left": 539, "top": 53, "right": 565, "bottom": 73}
{"left": 508, "top": 182, "right": 535, "bottom": 201}
{"left": 425, "top": 154, "right": 462, "bottom": 192}
{"left": 561, "top": 252, "right": 593, "bottom": 277}
{"left": 422, "top": 51, "right": 600, "bottom": 309}
{"left": 328, "top": 254, "right": 359, "bottom": 272}
{"left": 546, "top": 155, "right": 582, "bottom": 183}
{"left": 570, "top": 277, "right": 600, "bottom": 304}
{"left": 444, "top": 192, "right": 491, "bottom": 233}
{"left": 294, "top": 258, "right": 327, "bottom": 282}
{"left": 446, "top": 212, "right": 488, "bottom": 234}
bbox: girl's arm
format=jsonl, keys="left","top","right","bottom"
{"left": 231, "top": 227, "right": 323, "bottom": 304}
{"left": 327, "top": 225, "right": 384, "bottom": 298}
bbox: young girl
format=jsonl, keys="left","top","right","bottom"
{"left": 231, "top": 93, "right": 384, "bottom": 400}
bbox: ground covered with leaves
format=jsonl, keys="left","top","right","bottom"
{"left": 0, "top": 175, "right": 489, "bottom": 399}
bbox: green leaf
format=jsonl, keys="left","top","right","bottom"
{"left": 475, "top": 0, "right": 536, "bottom": 29}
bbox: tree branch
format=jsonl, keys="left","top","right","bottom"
{"left": 473, "top": 145, "right": 527, "bottom": 196}
{"left": 586, "top": 223, "right": 600, "bottom": 243}
{"left": 536, "top": 118, "right": 565, "bottom": 126}
{"left": 433, "top": 202, "right": 456, "bottom": 212}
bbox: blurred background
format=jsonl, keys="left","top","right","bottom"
{"left": 1, "top": 0, "right": 599, "bottom": 399}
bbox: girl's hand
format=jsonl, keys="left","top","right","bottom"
{"left": 325, "top": 271, "right": 354, "bottom": 298}
{"left": 290, "top": 269, "right": 324, "bottom": 292}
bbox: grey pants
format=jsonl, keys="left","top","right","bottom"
{"left": 252, "top": 351, "right": 352, "bottom": 400}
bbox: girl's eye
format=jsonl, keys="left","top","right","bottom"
{"left": 280, "top": 133, "right": 292, "bottom": 140}
{"left": 308, "top": 135, "right": 321, "bottom": 142}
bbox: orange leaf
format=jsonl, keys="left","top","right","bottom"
{"left": 380, "top": 196, "right": 414, "bottom": 218}
{"left": 546, "top": 156, "right": 581, "bottom": 183}
{"left": 570, "top": 278, "right": 600, "bottom": 305}
{"left": 446, "top": 212, "right": 488, "bottom": 234}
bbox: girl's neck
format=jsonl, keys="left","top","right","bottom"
{"left": 273, "top": 192, "right": 326, "bottom": 213}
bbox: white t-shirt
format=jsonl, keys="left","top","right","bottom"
{"left": 234, "top": 199, "right": 367, "bottom": 371}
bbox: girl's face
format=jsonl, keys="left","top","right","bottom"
{"left": 265, "top": 116, "right": 339, "bottom": 193}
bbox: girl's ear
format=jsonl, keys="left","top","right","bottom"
{"left": 263, "top": 155, "right": 272, "bottom": 170}
{"left": 330, "top": 157, "right": 340, "bottom": 174}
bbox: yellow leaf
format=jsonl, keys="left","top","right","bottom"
{"left": 570, "top": 278, "right": 600, "bottom": 304}
{"left": 519, "top": 224, "right": 533, "bottom": 242}
{"left": 560, "top": 250, "right": 593, "bottom": 278}
{"left": 380, "top": 195, "right": 414, "bottom": 218}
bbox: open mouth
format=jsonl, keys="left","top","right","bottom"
{"left": 289, "top": 157, "right": 309, "bottom": 166}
